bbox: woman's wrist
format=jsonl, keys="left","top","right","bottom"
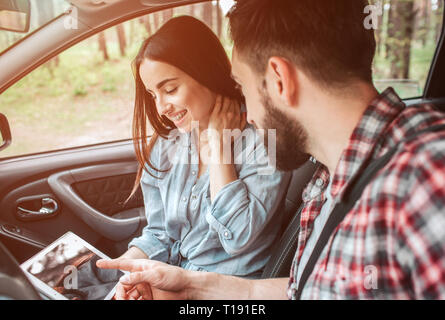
{"left": 208, "top": 136, "right": 233, "bottom": 164}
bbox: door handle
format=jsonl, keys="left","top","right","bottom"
{"left": 17, "top": 197, "right": 59, "bottom": 221}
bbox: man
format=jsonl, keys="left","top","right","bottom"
{"left": 97, "top": 0, "right": 445, "bottom": 299}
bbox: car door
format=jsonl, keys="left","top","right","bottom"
{"left": 0, "top": 0, "right": 225, "bottom": 263}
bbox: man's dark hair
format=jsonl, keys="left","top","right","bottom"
{"left": 228, "top": 0, "right": 376, "bottom": 88}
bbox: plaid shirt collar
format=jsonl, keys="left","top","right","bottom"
{"left": 302, "top": 87, "right": 406, "bottom": 204}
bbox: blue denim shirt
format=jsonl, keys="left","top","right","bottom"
{"left": 128, "top": 125, "right": 291, "bottom": 277}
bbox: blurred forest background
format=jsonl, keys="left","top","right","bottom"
{"left": 372, "top": 0, "right": 443, "bottom": 96}
{"left": 0, "top": 0, "right": 443, "bottom": 158}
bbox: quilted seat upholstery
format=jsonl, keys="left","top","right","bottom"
{"left": 72, "top": 173, "right": 144, "bottom": 217}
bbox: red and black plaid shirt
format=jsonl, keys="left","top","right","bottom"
{"left": 288, "top": 87, "right": 445, "bottom": 299}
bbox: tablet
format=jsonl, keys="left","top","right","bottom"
{"left": 20, "top": 232, "right": 125, "bottom": 300}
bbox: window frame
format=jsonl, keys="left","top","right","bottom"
{"left": 424, "top": 2, "right": 445, "bottom": 99}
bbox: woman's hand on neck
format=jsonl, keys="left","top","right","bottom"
{"left": 204, "top": 95, "right": 246, "bottom": 201}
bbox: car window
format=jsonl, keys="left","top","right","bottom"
{"left": 0, "top": 1, "right": 235, "bottom": 159}
{"left": 371, "top": 0, "right": 443, "bottom": 98}
{"left": 0, "top": 0, "right": 442, "bottom": 159}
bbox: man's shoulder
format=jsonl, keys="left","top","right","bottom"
{"left": 372, "top": 121, "right": 445, "bottom": 199}
{"left": 383, "top": 102, "right": 445, "bottom": 170}
{"left": 404, "top": 126, "right": 445, "bottom": 157}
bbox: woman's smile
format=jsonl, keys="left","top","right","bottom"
{"left": 168, "top": 109, "right": 188, "bottom": 125}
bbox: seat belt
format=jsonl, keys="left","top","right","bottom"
{"left": 295, "top": 123, "right": 445, "bottom": 299}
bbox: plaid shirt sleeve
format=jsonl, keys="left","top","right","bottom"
{"left": 395, "top": 138, "right": 445, "bottom": 299}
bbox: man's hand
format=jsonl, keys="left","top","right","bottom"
{"left": 96, "top": 258, "right": 289, "bottom": 300}
{"left": 96, "top": 247, "right": 149, "bottom": 300}
{"left": 96, "top": 259, "right": 191, "bottom": 300}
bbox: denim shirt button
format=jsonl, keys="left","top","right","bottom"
{"left": 315, "top": 178, "right": 324, "bottom": 187}
{"left": 182, "top": 197, "right": 187, "bottom": 202}
{"left": 192, "top": 170, "right": 196, "bottom": 175}
{"left": 222, "top": 230, "right": 232, "bottom": 239}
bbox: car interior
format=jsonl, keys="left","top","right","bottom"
{"left": 0, "top": 0, "right": 445, "bottom": 299}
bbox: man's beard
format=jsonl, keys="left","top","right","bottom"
{"left": 260, "top": 88, "right": 310, "bottom": 172}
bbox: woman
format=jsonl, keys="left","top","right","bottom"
{"left": 101, "top": 16, "right": 289, "bottom": 283}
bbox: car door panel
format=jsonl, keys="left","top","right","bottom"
{"left": 0, "top": 141, "right": 146, "bottom": 262}
{"left": 48, "top": 162, "right": 144, "bottom": 241}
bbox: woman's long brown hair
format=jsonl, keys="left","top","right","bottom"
{"left": 126, "top": 16, "right": 244, "bottom": 204}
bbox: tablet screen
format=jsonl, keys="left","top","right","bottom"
{"left": 24, "top": 233, "right": 123, "bottom": 300}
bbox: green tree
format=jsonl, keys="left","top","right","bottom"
{"left": 116, "top": 24, "right": 127, "bottom": 57}
{"left": 98, "top": 31, "right": 109, "bottom": 61}
{"left": 202, "top": 2, "right": 213, "bottom": 31}
{"left": 163, "top": 8, "right": 174, "bottom": 24}
{"left": 216, "top": 0, "right": 223, "bottom": 37}
{"left": 386, "top": 0, "right": 417, "bottom": 79}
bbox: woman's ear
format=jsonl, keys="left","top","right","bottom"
{"left": 266, "top": 56, "right": 298, "bottom": 106}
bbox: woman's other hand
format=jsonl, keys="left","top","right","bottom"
{"left": 206, "top": 95, "right": 246, "bottom": 200}
{"left": 208, "top": 95, "right": 247, "bottom": 151}
{"left": 114, "top": 280, "right": 153, "bottom": 300}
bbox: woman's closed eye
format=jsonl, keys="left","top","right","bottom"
{"left": 146, "top": 87, "right": 176, "bottom": 99}
{"left": 165, "top": 86, "right": 178, "bottom": 95}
